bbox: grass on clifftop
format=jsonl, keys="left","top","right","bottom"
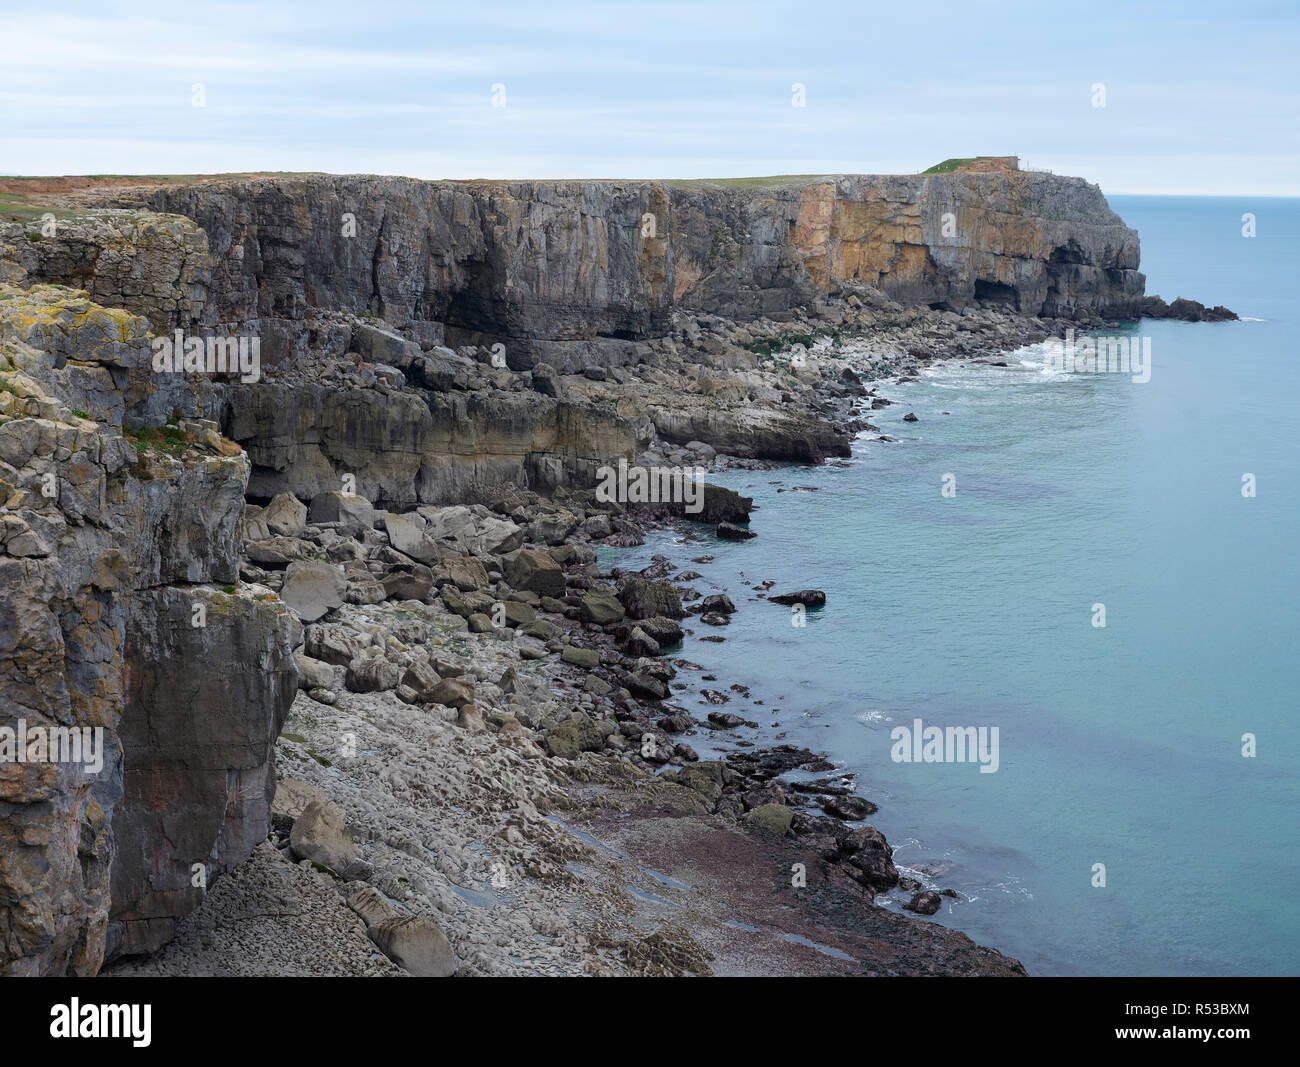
{"left": 0, "top": 173, "right": 327, "bottom": 220}
{"left": 921, "top": 158, "right": 979, "bottom": 174}
{"left": 0, "top": 192, "right": 63, "bottom": 221}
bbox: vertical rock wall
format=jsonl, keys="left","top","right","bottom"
{"left": 0, "top": 275, "right": 296, "bottom": 975}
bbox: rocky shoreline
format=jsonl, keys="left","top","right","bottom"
{"left": 106, "top": 314, "right": 1054, "bottom": 977}
{"left": 105, "top": 479, "right": 1030, "bottom": 977}
{"left": 4, "top": 168, "right": 1233, "bottom": 976}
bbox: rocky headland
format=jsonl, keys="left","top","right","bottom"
{"left": 0, "top": 165, "right": 1229, "bottom": 976}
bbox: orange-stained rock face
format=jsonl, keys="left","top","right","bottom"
{"left": 667, "top": 172, "right": 1141, "bottom": 318}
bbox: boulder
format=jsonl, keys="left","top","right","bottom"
{"left": 502, "top": 548, "right": 565, "bottom": 598}
{"left": 717, "top": 521, "right": 756, "bottom": 541}
{"left": 241, "top": 503, "right": 271, "bottom": 541}
{"left": 677, "top": 762, "right": 725, "bottom": 802}
{"left": 501, "top": 600, "right": 536, "bottom": 627}
{"left": 368, "top": 915, "right": 458, "bottom": 976}
{"left": 544, "top": 714, "right": 606, "bottom": 759}
{"left": 821, "top": 794, "right": 878, "bottom": 821}
{"left": 426, "top": 677, "right": 475, "bottom": 709}
{"left": 262, "top": 492, "right": 308, "bottom": 538}
{"left": 270, "top": 778, "right": 330, "bottom": 832}
{"left": 840, "top": 827, "right": 900, "bottom": 892}
{"left": 622, "top": 671, "right": 668, "bottom": 700}
{"left": 308, "top": 491, "right": 376, "bottom": 537}
{"left": 381, "top": 566, "right": 434, "bottom": 602}
{"left": 579, "top": 586, "right": 625, "bottom": 624}
{"left": 623, "top": 626, "right": 661, "bottom": 658}
{"left": 746, "top": 803, "right": 794, "bottom": 837}
{"left": 383, "top": 512, "right": 439, "bottom": 564}
{"left": 635, "top": 616, "right": 684, "bottom": 648}
{"left": 668, "top": 483, "right": 754, "bottom": 524}
{"left": 289, "top": 798, "right": 359, "bottom": 874}
{"left": 431, "top": 557, "right": 490, "bottom": 591}
{"left": 353, "top": 321, "right": 421, "bottom": 366}
{"left": 617, "top": 576, "right": 684, "bottom": 620}
{"left": 421, "top": 505, "right": 523, "bottom": 556}
{"left": 303, "top": 624, "right": 366, "bottom": 666}
{"left": 345, "top": 655, "right": 402, "bottom": 693}
{"left": 906, "top": 891, "right": 943, "bottom": 916}
{"left": 345, "top": 579, "right": 387, "bottom": 604}
{"left": 768, "top": 589, "right": 826, "bottom": 607}
{"left": 659, "top": 711, "right": 694, "bottom": 733}
{"left": 245, "top": 536, "right": 317, "bottom": 565}
{"left": 700, "top": 593, "right": 736, "bottom": 615}
{"left": 345, "top": 886, "right": 395, "bottom": 927}
{"left": 400, "top": 660, "right": 441, "bottom": 696}
{"left": 529, "top": 509, "right": 580, "bottom": 546}
{"left": 294, "top": 653, "right": 336, "bottom": 691}
{"left": 561, "top": 645, "right": 600, "bottom": 669}
{"left": 280, "top": 561, "right": 345, "bottom": 622}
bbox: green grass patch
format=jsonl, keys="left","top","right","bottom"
{"left": 744, "top": 332, "right": 820, "bottom": 358}
{"left": 0, "top": 195, "right": 59, "bottom": 221}
{"left": 921, "top": 158, "right": 978, "bottom": 175}
{"left": 122, "top": 424, "right": 192, "bottom": 457}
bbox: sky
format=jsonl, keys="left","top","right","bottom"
{"left": 1, "top": 0, "right": 1297, "bottom": 195}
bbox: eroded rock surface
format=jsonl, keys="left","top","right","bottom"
{"left": 0, "top": 274, "right": 295, "bottom": 975}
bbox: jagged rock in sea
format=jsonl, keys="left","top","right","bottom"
{"left": 1139, "top": 294, "right": 1238, "bottom": 321}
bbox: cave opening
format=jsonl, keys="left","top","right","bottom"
{"left": 974, "top": 279, "right": 1019, "bottom": 309}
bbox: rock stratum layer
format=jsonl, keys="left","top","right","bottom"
{"left": 0, "top": 168, "right": 1145, "bottom": 975}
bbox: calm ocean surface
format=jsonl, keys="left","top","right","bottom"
{"left": 603, "top": 195, "right": 1300, "bottom": 976}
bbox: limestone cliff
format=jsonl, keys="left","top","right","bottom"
{"left": 4, "top": 170, "right": 1143, "bottom": 503}
{"left": 0, "top": 279, "right": 296, "bottom": 974}
{"left": 86, "top": 171, "right": 1142, "bottom": 347}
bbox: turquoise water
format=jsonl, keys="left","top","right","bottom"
{"left": 608, "top": 195, "right": 1300, "bottom": 976}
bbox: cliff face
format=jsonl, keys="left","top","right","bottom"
{"left": 0, "top": 278, "right": 296, "bottom": 975}
{"left": 94, "top": 170, "right": 1143, "bottom": 348}
{"left": 32, "top": 170, "right": 1139, "bottom": 502}
{"left": 671, "top": 174, "right": 1143, "bottom": 320}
